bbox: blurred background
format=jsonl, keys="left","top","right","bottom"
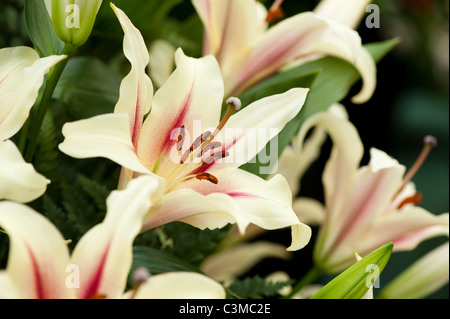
{"left": 0, "top": 0, "right": 448, "bottom": 298}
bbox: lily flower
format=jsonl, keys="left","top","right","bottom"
{"left": 59, "top": 4, "right": 312, "bottom": 251}
{"left": 290, "top": 110, "right": 449, "bottom": 273}
{"left": 192, "top": 0, "right": 376, "bottom": 103}
{"left": 0, "top": 175, "right": 226, "bottom": 299}
{"left": 0, "top": 46, "right": 65, "bottom": 202}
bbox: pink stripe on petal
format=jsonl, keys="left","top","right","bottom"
{"left": 80, "top": 241, "right": 111, "bottom": 299}
{"left": 26, "top": 244, "right": 45, "bottom": 299}
{"left": 160, "top": 84, "right": 193, "bottom": 153}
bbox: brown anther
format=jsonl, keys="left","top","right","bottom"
{"left": 196, "top": 172, "right": 218, "bottom": 184}
{"left": 398, "top": 192, "right": 422, "bottom": 209}
{"left": 197, "top": 141, "right": 222, "bottom": 158}
{"left": 266, "top": 7, "right": 284, "bottom": 23}
{"left": 176, "top": 125, "right": 185, "bottom": 151}
{"left": 90, "top": 293, "right": 107, "bottom": 299}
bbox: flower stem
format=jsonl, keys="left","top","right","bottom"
{"left": 284, "top": 266, "right": 323, "bottom": 299}
{"left": 22, "top": 44, "right": 75, "bottom": 163}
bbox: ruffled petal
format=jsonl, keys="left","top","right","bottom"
{"left": 0, "top": 140, "right": 49, "bottom": 203}
{"left": 166, "top": 167, "right": 312, "bottom": 250}
{"left": 0, "top": 202, "right": 72, "bottom": 299}
{"left": 111, "top": 3, "right": 153, "bottom": 146}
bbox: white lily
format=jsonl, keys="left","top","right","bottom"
{"left": 192, "top": 0, "right": 376, "bottom": 103}
{"left": 291, "top": 110, "right": 449, "bottom": 273}
{"left": 59, "top": 4, "right": 312, "bottom": 251}
{"left": 0, "top": 46, "right": 65, "bottom": 202}
{"left": 0, "top": 175, "right": 225, "bottom": 299}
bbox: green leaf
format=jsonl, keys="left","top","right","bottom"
{"left": 35, "top": 109, "right": 60, "bottom": 177}
{"left": 311, "top": 242, "right": 394, "bottom": 299}
{"left": 241, "top": 39, "right": 398, "bottom": 178}
{"left": 227, "top": 276, "right": 292, "bottom": 299}
{"left": 238, "top": 64, "right": 321, "bottom": 108}
{"left": 24, "top": 0, "right": 64, "bottom": 56}
{"left": 53, "top": 57, "right": 122, "bottom": 120}
{"left": 128, "top": 246, "right": 203, "bottom": 288}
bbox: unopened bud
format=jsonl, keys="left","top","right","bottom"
{"left": 50, "top": 0, "right": 103, "bottom": 47}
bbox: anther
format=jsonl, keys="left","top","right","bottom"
{"left": 266, "top": 0, "right": 285, "bottom": 23}
{"left": 398, "top": 192, "right": 422, "bottom": 209}
{"left": 396, "top": 135, "right": 437, "bottom": 197}
{"left": 176, "top": 125, "right": 185, "bottom": 151}
{"left": 196, "top": 172, "right": 219, "bottom": 184}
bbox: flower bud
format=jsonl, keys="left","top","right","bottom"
{"left": 50, "top": 0, "right": 103, "bottom": 47}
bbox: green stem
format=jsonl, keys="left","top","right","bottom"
{"left": 23, "top": 43, "right": 75, "bottom": 163}
{"left": 284, "top": 265, "right": 323, "bottom": 299}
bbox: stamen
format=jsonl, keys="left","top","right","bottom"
{"left": 196, "top": 172, "right": 218, "bottom": 184}
{"left": 197, "top": 141, "right": 222, "bottom": 157}
{"left": 396, "top": 135, "right": 437, "bottom": 196}
{"left": 398, "top": 192, "right": 422, "bottom": 209}
{"left": 203, "top": 149, "right": 230, "bottom": 165}
{"left": 180, "top": 130, "right": 212, "bottom": 164}
{"left": 129, "top": 267, "right": 151, "bottom": 299}
{"left": 266, "top": 0, "right": 285, "bottom": 23}
{"left": 176, "top": 125, "right": 185, "bottom": 151}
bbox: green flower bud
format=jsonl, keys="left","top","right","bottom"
{"left": 50, "top": 0, "right": 102, "bottom": 47}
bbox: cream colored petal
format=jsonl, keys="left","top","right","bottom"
{"left": 0, "top": 47, "right": 66, "bottom": 140}
{"left": 59, "top": 113, "right": 151, "bottom": 174}
{"left": 304, "top": 20, "right": 377, "bottom": 104}
{"left": 201, "top": 241, "right": 291, "bottom": 283}
{"left": 363, "top": 208, "right": 449, "bottom": 254}
{"left": 0, "top": 140, "right": 49, "bottom": 203}
{"left": 314, "top": 0, "right": 372, "bottom": 29}
{"left": 111, "top": 3, "right": 153, "bottom": 147}
{"left": 137, "top": 49, "right": 223, "bottom": 173}
{"left": 379, "top": 241, "right": 449, "bottom": 299}
{"left": 70, "top": 175, "right": 163, "bottom": 299}
{"left": 323, "top": 149, "right": 405, "bottom": 264}
{"left": 296, "top": 111, "right": 363, "bottom": 228}
{"left": 224, "top": 12, "right": 329, "bottom": 95}
{"left": 276, "top": 103, "right": 346, "bottom": 195}
{"left": 148, "top": 40, "right": 176, "bottom": 88}
{"left": 0, "top": 202, "right": 72, "bottom": 299}
{"left": 0, "top": 272, "right": 21, "bottom": 299}
{"left": 125, "top": 272, "right": 226, "bottom": 299}
{"left": 171, "top": 167, "right": 312, "bottom": 250}
{"left": 192, "top": 0, "right": 262, "bottom": 67}
{"left": 206, "top": 88, "right": 309, "bottom": 172}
